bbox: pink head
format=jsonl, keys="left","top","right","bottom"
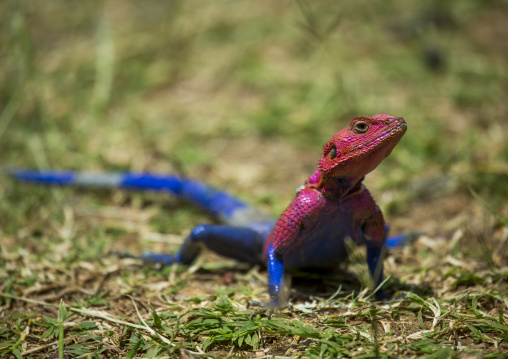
{"left": 318, "top": 114, "right": 407, "bottom": 180}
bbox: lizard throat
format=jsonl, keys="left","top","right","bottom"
{"left": 318, "top": 176, "right": 365, "bottom": 200}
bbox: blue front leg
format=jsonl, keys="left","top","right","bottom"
{"left": 366, "top": 244, "right": 384, "bottom": 289}
{"left": 266, "top": 243, "right": 285, "bottom": 302}
{"left": 250, "top": 242, "right": 287, "bottom": 319}
{"left": 142, "top": 224, "right": 266, "bottom": 265}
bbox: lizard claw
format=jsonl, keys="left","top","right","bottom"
{"left": 248, "top": 300, "right": 292, "bottom": 320}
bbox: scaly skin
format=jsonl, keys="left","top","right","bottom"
{"left": 258, "top": 114, "right": 407, "bottom": 316}
{"left": 7, "top": 114, "right": 407, "bottom": 318}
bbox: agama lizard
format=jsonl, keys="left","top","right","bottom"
{"left": 8, "top": 114, "right": 407, "bottom": 318}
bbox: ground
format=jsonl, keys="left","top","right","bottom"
{"left": 1, "top": 1, "right": 508, "bottom": 358}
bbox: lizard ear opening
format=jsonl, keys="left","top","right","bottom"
{"left": 329, "top": 146, "right": 337, "bottom": 160}
{"left": 330, "top": 147, "right": 337, "bottom": 160}
{"left": 329, "top": 146, "right": 341, "bottom": 160}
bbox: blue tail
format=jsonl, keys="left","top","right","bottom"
{"left": 6, "top": 169, "right": 273, "bottom": 226}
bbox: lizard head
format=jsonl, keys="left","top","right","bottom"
{"left": 317, "top": 114, "right": 407, "bottom": 181}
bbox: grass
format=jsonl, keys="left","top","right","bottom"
{"left": 1, "top": 0, "right": 508, "bottom": 357}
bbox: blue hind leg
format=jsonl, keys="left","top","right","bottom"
{"left": 386, "top": 232, "right": 421, "bottom": 248}
{"left": 141, "top": 224, "right": 266, "bottom": 265}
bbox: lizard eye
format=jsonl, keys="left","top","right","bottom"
{"left": 353, "top": 121, "right": 369, "bottom": 134}
{"left": 329, "top": 146, "right": 337, "bottom": 160}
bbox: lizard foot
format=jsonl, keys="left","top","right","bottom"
{"left": 110, "top": 250, "right": 139, "bottom": 259}
{"left": 386, "top": 231, "right": 424, "bottom": 249}
{"left": 374, "top": 288, "right": 391, "bottom": 301}
{"left": 140, "top": 252, "right": 176, "bottom": 265}
{"left": 248, "top": 300, "right": 292, "bottom": 320}
{"left": 110, "top": 250, "right": 175, "bottom": 266}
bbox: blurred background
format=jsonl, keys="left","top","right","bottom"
{"left": 1, "top": 0, "right": 507, "bottom": 246}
